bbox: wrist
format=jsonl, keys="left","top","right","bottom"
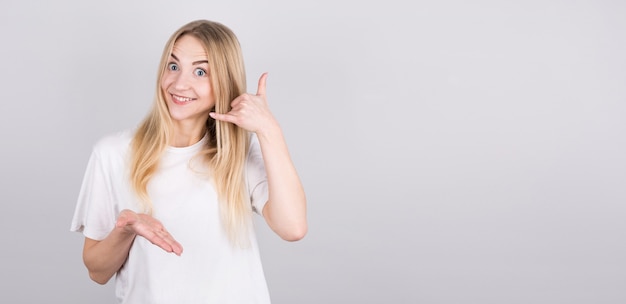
{"left": 256, "top": 120, "right": 282, "bottom": 142}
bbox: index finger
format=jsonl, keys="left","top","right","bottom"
{"left": 145, "top": 229, "right": 184, "bottom": 256}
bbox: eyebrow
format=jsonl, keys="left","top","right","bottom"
{"left": 170, "top": 53, "right": 209, "bottom": 65}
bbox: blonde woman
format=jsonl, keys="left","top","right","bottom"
{"left": 70, "top": 20, "right": 307, "bottom": 303}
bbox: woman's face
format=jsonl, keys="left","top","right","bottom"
{"left": 161, "top": 34, "right": 214, "bottom": 128}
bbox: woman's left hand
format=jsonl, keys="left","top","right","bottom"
{"left": 212, "top": 74, "right": 307, "bottom": 242}
{"left": 209, "top": 73, "right": 278, "bottom": 134}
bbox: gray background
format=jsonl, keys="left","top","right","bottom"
{"left": 1, "top": 0, "right": 625, "bottom": 303}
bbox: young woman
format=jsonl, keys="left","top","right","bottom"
{"left": 70, "top": 19, "right": 307, "bottom": 303}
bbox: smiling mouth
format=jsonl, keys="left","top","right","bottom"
{"left": 171, "top": 94, "right": 196, "bottom": 104}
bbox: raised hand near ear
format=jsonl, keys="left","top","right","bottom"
{"left": 209, "top": 73, "right": 278, "bottom": 134}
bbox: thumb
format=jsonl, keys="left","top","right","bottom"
{"left": 256, "top": 72, "right": 268, "bottom": 96}
{"left": 116, "top": 210, "right": 136, "bottom": 228}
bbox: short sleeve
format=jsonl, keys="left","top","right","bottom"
{"left": 246, "top": 133, "right": 269, "bottom": 215}
{"left": 69, "top": 147, "right": 118, "bottom": 240}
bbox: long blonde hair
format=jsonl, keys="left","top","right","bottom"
{"left": 130, "top": 20, "right": 251, "bottom": 246}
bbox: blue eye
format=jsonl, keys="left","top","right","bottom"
{"left": 168, "top": 63, "right": 179, "bottom": 71}
{"left": 194, "top": 68, "right": 207, "bottom": 77}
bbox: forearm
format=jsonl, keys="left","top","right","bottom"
{"left": 83, "top": 227, "right": 136, "bottom": 284}
{"left": 257, "top": 123, "right": 307, "bottom": 241}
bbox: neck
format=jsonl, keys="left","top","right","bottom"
{"left": 170, "top": 120, "right": 206, "bottom": 147}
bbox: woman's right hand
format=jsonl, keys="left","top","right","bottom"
{"left": 116, "top": 209, "right": 183, "bottom": 255}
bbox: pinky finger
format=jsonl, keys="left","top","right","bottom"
{"left": 210, "top": 112, "right": 234, "bottom": 123}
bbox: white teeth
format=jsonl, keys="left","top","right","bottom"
{"left": 173, "top": 94, "right": 193, "bottom": 102}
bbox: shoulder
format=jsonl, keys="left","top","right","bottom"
{"left": 247, "top": 132, "right": 261, "bottom": 158}
{"left": 248, "top": 132, "right": 259, "bottom": 146}
{"left": 92, "top": 129, "right": 134, "bottom": 159}
{"left": 246, "top": 132, "right": 265, "bottom": 172}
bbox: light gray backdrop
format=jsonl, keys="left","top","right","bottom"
{"left": 1, "top": 0, "right": 625, "bottom": 303}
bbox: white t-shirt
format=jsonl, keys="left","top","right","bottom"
{"left": 70, "top": 130, "right": 271, "bottom": 304}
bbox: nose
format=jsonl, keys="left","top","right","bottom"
{"left": 173, "top": 70, "right": 192, "bottom": 90}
